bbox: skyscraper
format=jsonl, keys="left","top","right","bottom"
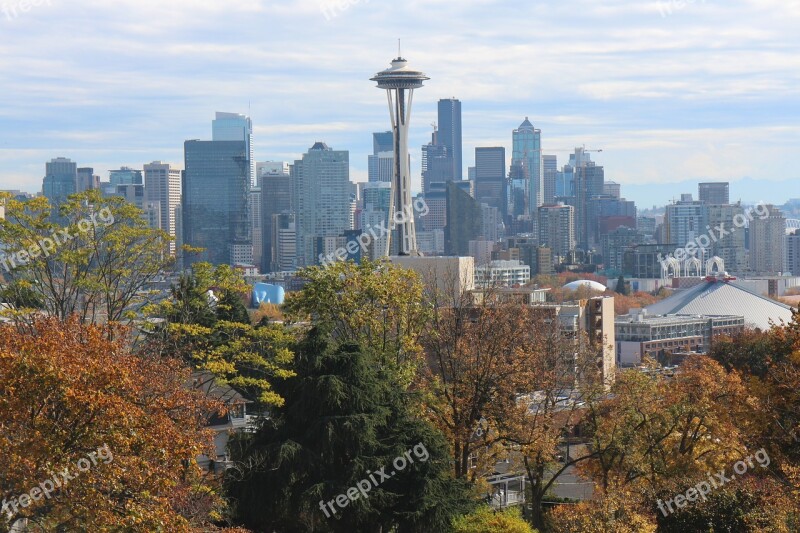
{"left": 787, "top": 230, "right": 800, "bottom": 276}
{"left": 573, "top": 149, "right": 604, "bottom": 250}
{"left": 542, "top": 154, "right": 557, "bottom": 206}
{"left": 293, "top": 142, "right": 351, "bottom": 267}
{"left": 445, "top": 181, "right": 482, "bottom": 256}
{"left": 183, "top": 140, "right": 251, "bottom": 267}
{"left": 707, "top": 203, "right": 746, "bottom": 273}
{"left": 749, "top": 205, "right": 786, "bottom": 274}
{"left": 437, "top": 98, "right": 462, "bottom": 181}
{"left": 213, "top": 112, "right": 254, "bottom": 187}
{"left": 699, "top": 182, "right": 730, "bottom": 205}
{"left": 368, "top": 131, "right": 395, "bottom": 183}
{"left": 372, "top": 56, "right": 429, "bottom": 256}
{"left": 538, "top": 204, "right": 575, "bottom": 260}
{"left": 511, "top": 118, "right": 543, "bottom": 214}
{"left": 144, "top": 161, "right": 182, "bottom": 255}
{"left": 664, "top": 196, "right": 708, "bottom": 254}
{"left": 42, "top": 157, "right": 77, "bottom": 207}
{"left": 474, "top": 147, "right": 507, "bottom": 217}
{"left": 259, "top": 162, "right": 293, "bottom": 273}
{"left": 421, "top": 127, "right": 452, "bottom": 193}
{"left": 76, "top": 167, "right": 99, "bottom": 192}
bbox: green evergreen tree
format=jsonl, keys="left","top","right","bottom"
{"left": 226, "top": 327, "right": 474, "bottom": 532}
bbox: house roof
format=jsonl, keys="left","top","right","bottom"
{"left": 645, "top": 279, "right": 794, "bottom": 330}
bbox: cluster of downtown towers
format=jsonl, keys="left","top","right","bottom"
{"left": 38, "top": 101, "right": 638, "bottom": 274}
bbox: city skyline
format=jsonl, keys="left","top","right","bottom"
{"left": 1, "top": 1, "right": 799, "bottom": 206}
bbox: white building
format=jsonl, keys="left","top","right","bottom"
{"left": 144, "top": 161, "right": 181, "bottom": 256}
{"left": 475, "top": 260, "right": 531, "bottom": 288}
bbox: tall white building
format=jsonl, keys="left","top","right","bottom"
{"left": 144, "top": 161, "right": 182, "bottom": 255}
{"left": 750, "top": 205, "right": 786, "bottom": 274}
{"left": 293, "top": 142, "right": 351, "bottom": 267}
{"left": 250, "top": 186, "right": 262, "bottom": 271}
{"left": 664, "top": 197, "right": 708, "bottom": 252}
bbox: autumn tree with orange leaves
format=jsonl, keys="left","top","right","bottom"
{"left": 0, "top": 317, "right": 237, "bottom": 532}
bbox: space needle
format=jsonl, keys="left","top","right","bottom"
{"left": 371, "top": 49, "right": 429, "bottom": 256}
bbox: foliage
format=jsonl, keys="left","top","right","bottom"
{"left": 146, "top": 263, "right": 295, "bottom": 409}
{"left": 0, "top": 316, "right": 227, "bottom": 531}
{"left": 226, "top": 329, "right": 475, "bottom": 532}
{"left": 421, "top": 292, "right": 608, "bottom": 529}
{"left": 451, "top": 506, "right": 535, "bottom": 533}
{"left": 0, "top": 190, "right": 173, "bottom": 324}
{"left": 284, "top": 259, "right": 428, "bottom": 387}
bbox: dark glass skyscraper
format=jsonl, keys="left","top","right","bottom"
{"left": 437, "top": 98, "right": 462, "bottom": 181}
{"left": 474, "top": 147, "right": 507, "bottom": 217}
{"left": 183, "top": 140, "right": 251, "bottom": 267}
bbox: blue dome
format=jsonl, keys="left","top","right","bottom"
{"left": 252, "top": 283, "right": 285, "bottom": 306}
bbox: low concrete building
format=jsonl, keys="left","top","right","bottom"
{"left": 615, "top": 310, "right": 745, "bottom": 366}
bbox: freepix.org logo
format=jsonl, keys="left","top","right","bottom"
{"left": 0, "top": 207, "right": 115, "bottom": 273}
{"left": 318, "top": 197, "right": 429, "bottom": 268}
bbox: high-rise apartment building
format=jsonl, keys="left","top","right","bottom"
{"left": 144, "top": 161, "right": 182, "bottom": 255}
{"left": 538, "top": 204, "right": 575, "bottom": 260}
{"left": 664, "top": 196, "right": 707, "bottom": 254}
{"left": 749, "top": 205, "right": 786, "bottom": 274}
{"left": 293, "top": 142, "right": 351, "bottom": 267}
{"left": 437, "top": 98, "right": 462, "bottom": 181}
{"left": 183, "top": 140, "right": 251, "bottom": 267}
{"left": 707, "top": 203, "right": 746, "bottom": 273}
{"left": 699, "top": 182, "right": 730, "bottom": 205}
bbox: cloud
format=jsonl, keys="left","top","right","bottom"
{"left": 0, "top": 0, "right": 797, "bottom": 204}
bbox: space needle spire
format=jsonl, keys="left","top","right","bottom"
{"left": 371, "top": 51, "right": 429, "bottom": 256}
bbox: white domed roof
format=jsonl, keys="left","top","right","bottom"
{"left": 563, "top": 280, "right": 607, "bottom": 292}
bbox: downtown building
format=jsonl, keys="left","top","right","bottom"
{"left": 183, "top": 140, "right": 251, "bottom": 267}
{"left": 144, "top": 161, "right": 182, "bottom": 255}
{"left": 538, "top": 203, "right": 575, "bottom": 261}
{"left": 293, "top": 142, "right": 351, "bottom": 267}
{"left": 474, "top": 147, "right": 507, "bottom": 218}
{"left": 749, "top": 204, "right": 786, "bottom": 274}
{"left": 510, "top": 118, "right": 543, "bottom": 216}
{"left": 42, "top": 157, "right": 77, "bottom": 208}
{"left": 437, "top": 98, "right": 462, "bottom": 181}
{"left": 259, "top": 161, "right": 293, "bottom": 273}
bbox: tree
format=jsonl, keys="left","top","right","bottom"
{"left": 452, "top": 506, "right": 536, "bottom": 533}
{"left": 0, "top": 190, "right": 173, "bottom": 325}
{"left": 0, "top": 316, "right": 229, "bottom": 531}
{"left": 284, "top": 260, "right": 429, "bottom": 387}
{"left": 145, "top": 263, "right": 295, "bottom": 410}
{"left": 420, "top": 282, "right": 614, "bottom": 529}
{"left": 226, "top": 328, "right": 474, "bottom": 532}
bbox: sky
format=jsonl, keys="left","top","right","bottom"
{"left": 1, "top": 0, "right": 799, "bottom": 207}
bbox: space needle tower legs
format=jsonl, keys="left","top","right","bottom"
{"left": 371, "top": 52, "right": 429, "bottom": 256}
